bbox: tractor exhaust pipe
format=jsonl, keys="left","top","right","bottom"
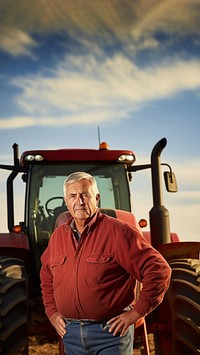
{"left": 149, "top": 138, "right": 171, "bottom": 249}
{"left": 7, "top": 144, "right": 19, "bottom": 232}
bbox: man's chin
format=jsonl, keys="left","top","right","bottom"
{"left": 74, "top": 211, "right": 89, "bottom": 219}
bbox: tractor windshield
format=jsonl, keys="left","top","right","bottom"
{"left": 27, "top": 162, "right": 130, "bottom": 256}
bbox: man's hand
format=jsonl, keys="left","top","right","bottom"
{"left": 49, "top": 312, "right": 66, "bottom": 338}
{"left": 107, "top": 309, "right": 141, "bottom": 337}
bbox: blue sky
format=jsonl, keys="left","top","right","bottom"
{"left": 0, "top": 0, "right": 200, "bottom": 242}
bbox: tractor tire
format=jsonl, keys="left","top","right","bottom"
{"left": 0, "top": 256, "right": 28, "bottom": 355}
{"left": 154, "top": 258, "right": 200, "bottom": 355}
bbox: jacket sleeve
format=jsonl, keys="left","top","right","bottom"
{"left": 116, "top": 224, "right": 172, "bottom": 317}
{"left": 40, "top": 241, "right": 58, "bottom": 319}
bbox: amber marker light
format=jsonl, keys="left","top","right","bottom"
{"left": 99, "top": 142, "right": 109, "bottom": 150}
{"left": 139, "top": 219, "right": 148, "bottom": 228}
{"left": 12, "top": 225, "right": 23, "bottom": 234}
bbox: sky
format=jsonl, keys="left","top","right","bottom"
{"left": 0, "top": 0, "right": 200, "bottom": 242}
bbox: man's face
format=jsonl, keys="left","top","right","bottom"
{"left": 64, "top": 179, "right": 100, "bottom": 221}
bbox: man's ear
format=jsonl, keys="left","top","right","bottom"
{"left": 96, "top": 193, "right": 100, "bottom": 206}
{"left": 64, "top": 197, "right": 68, "bottom": 207}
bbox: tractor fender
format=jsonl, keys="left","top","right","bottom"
{"left": 0, "top": 232, "right": 30, "bottom": 252}
{"left": 158, "top": 241, "right": 200, "bottom": 261}
{"left": 142, "top": 231, "right": 180, "bottom": 245}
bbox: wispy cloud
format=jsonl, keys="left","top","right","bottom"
{"left": 0, "top": 0, "right": 199, "bottom": 57}
{"left": 0, "top": 117, "right": 37, "bottom": 129}
{"left": 1, "top": 53, "right": 199, "bottom": 129}
{"left": 0, "top": 27, "right": 37, "bottom": 57}
{"left": 0, "top": 0, "right": 200, "bottom": 130}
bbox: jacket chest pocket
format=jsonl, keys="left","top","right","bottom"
{"left": 51, "top": 256, "right": 67, "bottom": 278}
{"left": 86, "top": 253, "right": 122, "bottom": 283}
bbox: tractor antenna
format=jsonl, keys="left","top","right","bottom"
{"left": 98, "top": 126, "right": 101, "bottom": 145}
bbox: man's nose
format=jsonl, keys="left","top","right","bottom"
{"left": 78, "top": 194, "right": 84, "bottom": 204}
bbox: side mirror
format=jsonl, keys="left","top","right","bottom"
{"left": 164, "top": 171, "right": 178, "bottom": 192}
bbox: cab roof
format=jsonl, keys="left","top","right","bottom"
{"left": 20, "top": 147, "right": 136, "bottom": 166}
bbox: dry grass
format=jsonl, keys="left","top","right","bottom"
{"left": 29, "top": 334, "right": 155, "bottom": 354}
{"left": 29, "top": 337, "right": 60, "bottom": 354}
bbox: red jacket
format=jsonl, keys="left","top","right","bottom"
{"left": 40, "top": 210, "right": 171, "bottom": 320}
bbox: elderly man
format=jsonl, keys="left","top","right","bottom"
{"left": 40, "top": 172, "right": 171, "bottom": 354}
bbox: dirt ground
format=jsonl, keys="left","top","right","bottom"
{"left": 28, "top": 334, "right": 155, "bottom": 354}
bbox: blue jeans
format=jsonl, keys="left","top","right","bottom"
{"left": 62, "top": 320, "right": 134, "bottom": 354}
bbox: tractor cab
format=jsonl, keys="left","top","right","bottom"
{"left": 27, "top": 160, "right": 132, "bottom": 269}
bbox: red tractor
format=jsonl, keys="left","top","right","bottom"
{"left": 0, "top": 138, "right": 199, "bottom": 354}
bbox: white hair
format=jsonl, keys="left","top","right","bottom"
{"left": 63, "top": 172, "right": 99, "bottom": 197}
